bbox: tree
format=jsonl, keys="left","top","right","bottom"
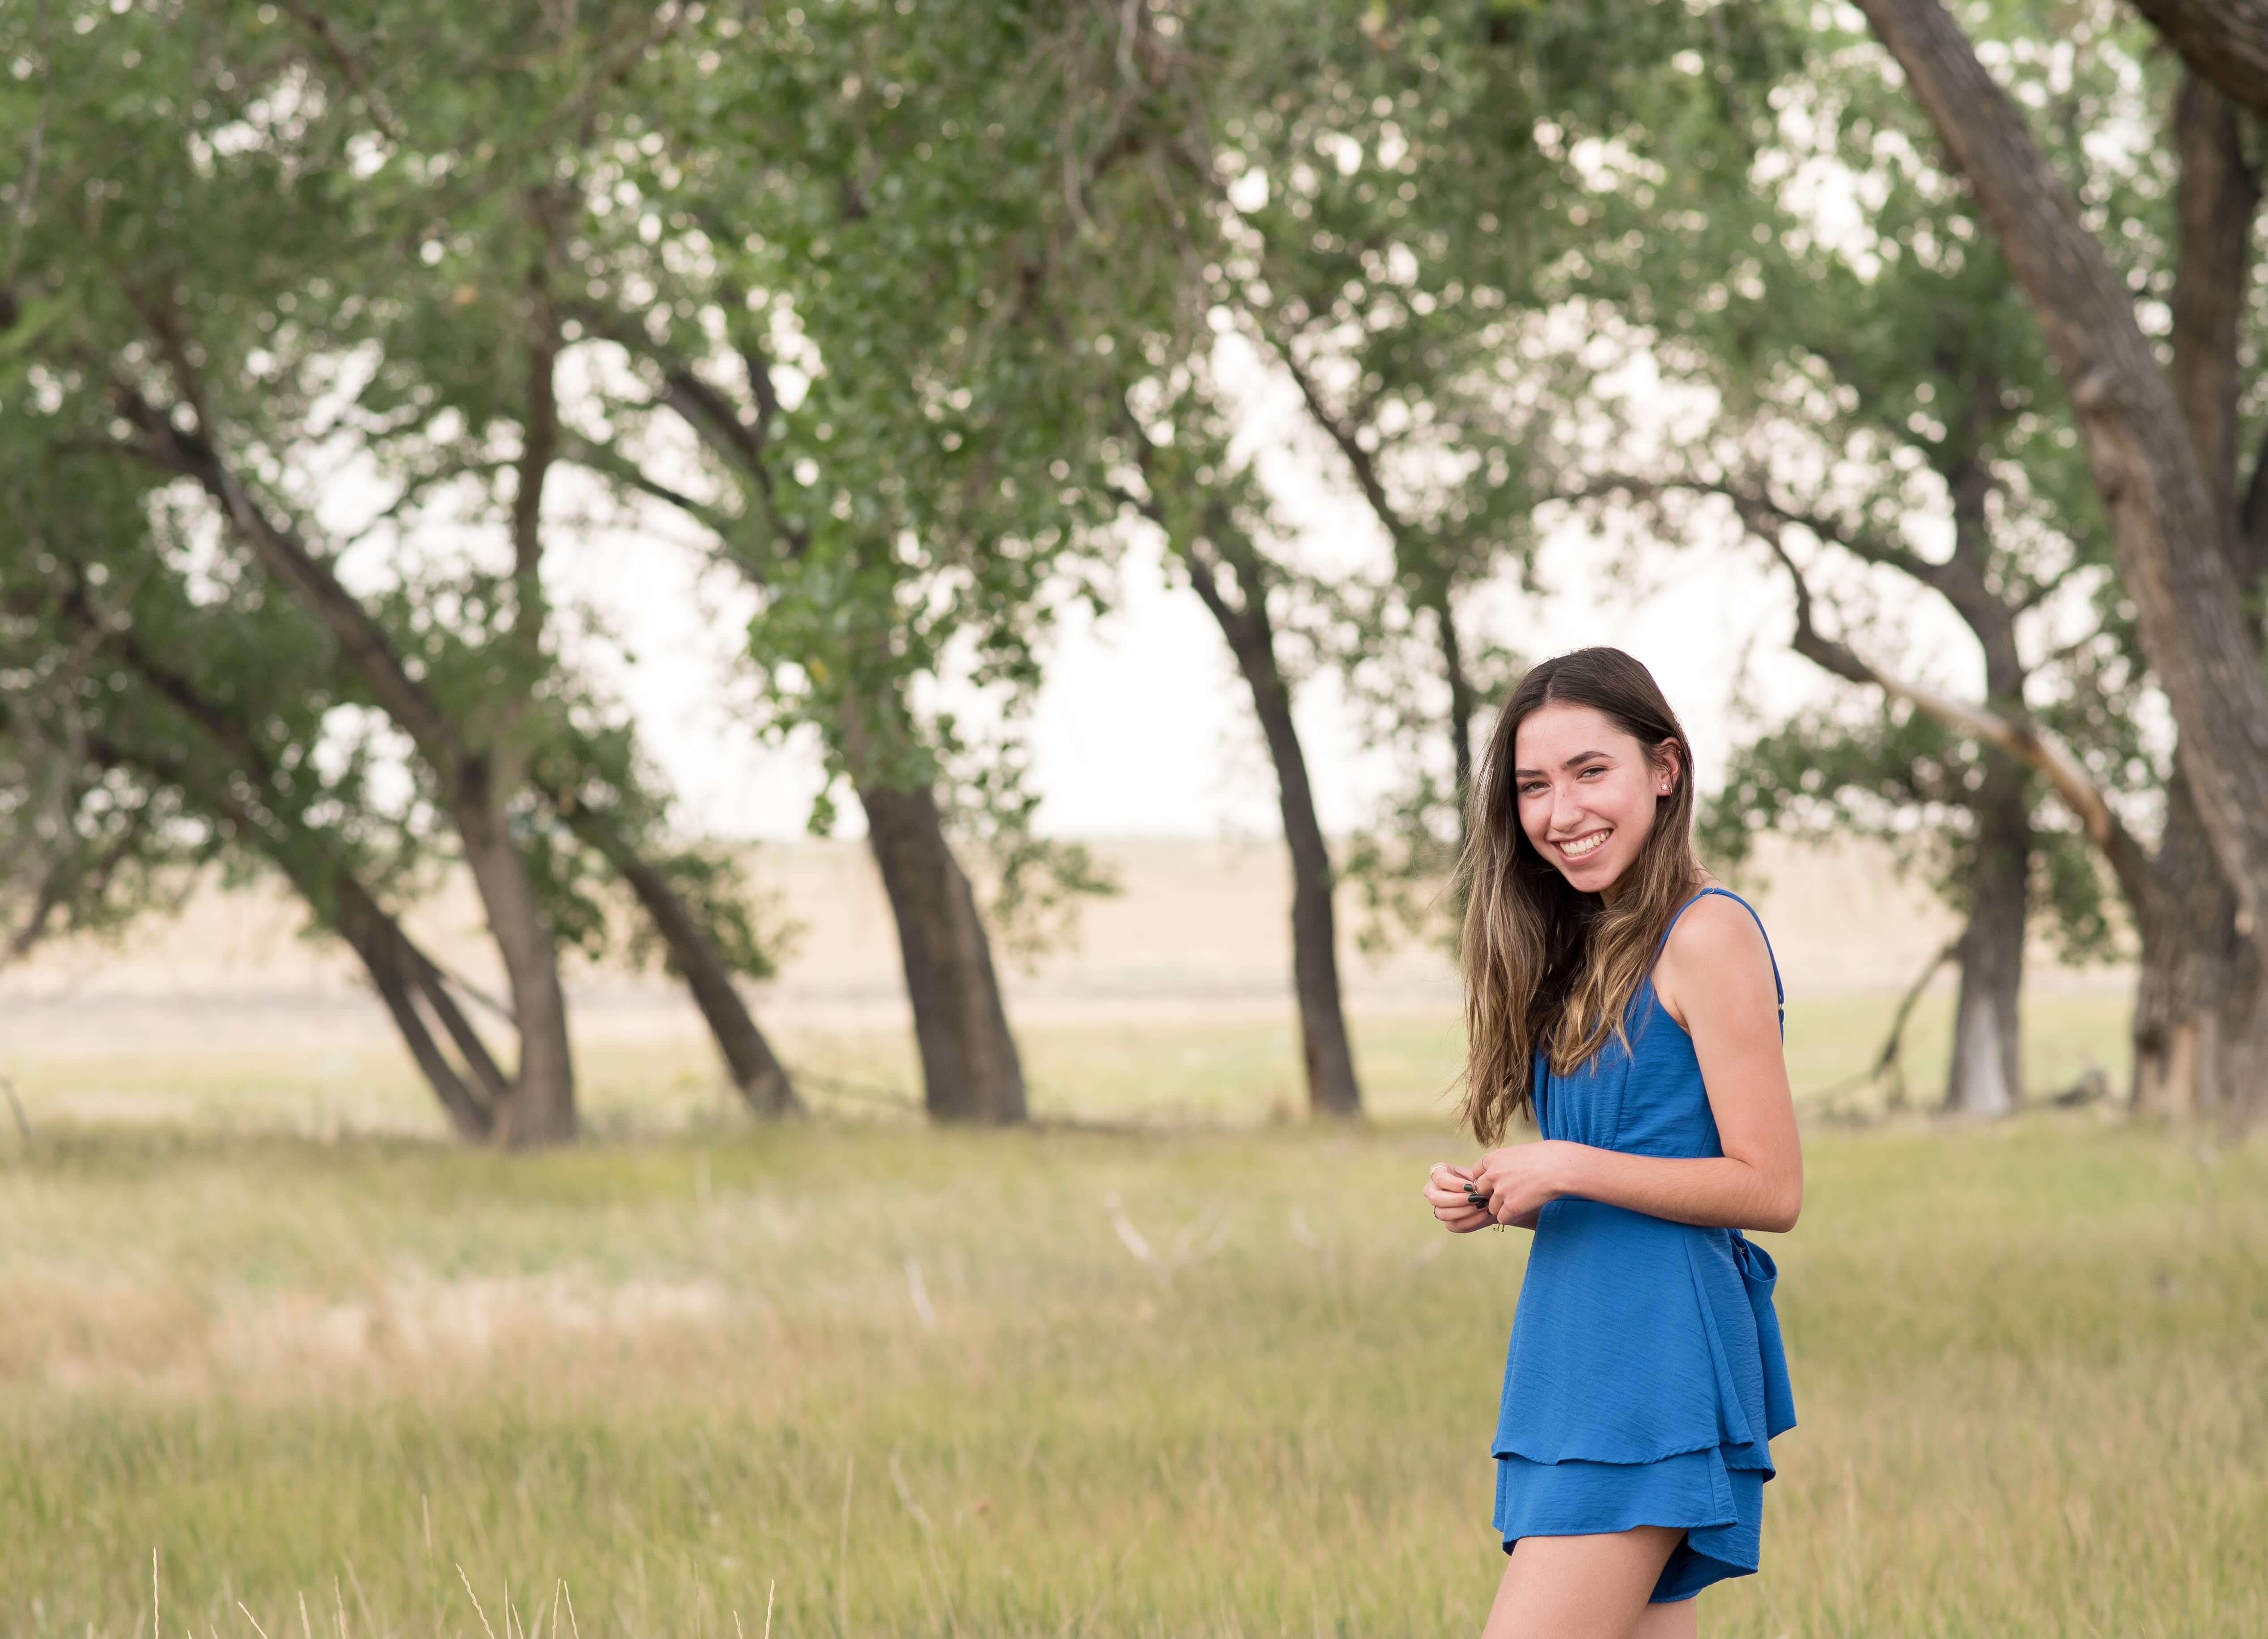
{"left": 1601, "top": 14, "right": 2161, "bottom": 1114}
{"left": 0, "top": 424, "right": 523, "bottom": 1134}
{"left": 1113, "top": 370, "right": 1367, "bottom": 1117}
{"left": 3, "top": 0, "right": 803, "bottom": 1140}
{"left": 548, "top": 2, "right": 1180, "bottom": 1122}
{"left": 1133, "top": 1, "right": 1791, "bottom": 953}
{"left": 1850, "top": 0, "right": 2268, "bottom": 1127}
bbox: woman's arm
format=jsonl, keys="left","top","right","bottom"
{"left": 1542, "top": 1145, "right": 1794, "bottom": 1233}
{"left": 1474, "top": 894, "right": 1803, "bottom": 1233}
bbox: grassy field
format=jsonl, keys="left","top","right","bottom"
{"left": 4, "top": 992, "right": 2263, "bottom": 1638}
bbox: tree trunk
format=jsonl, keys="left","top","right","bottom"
{"left": 566, "top": 810, "right": 801, "bottom": 1117}
{"left": 1427, "top": 584, "right": 1480, "bottom": 864}
{"left": 72, "top": 621, "right": 530, "bottom": 1144}
{"left": 2132, "top": 75, "right": 2268, "bottom": 1129}
{"left": 455, "top": 778, "right": 578, "bottom": 1147}
{"left": 121, "top": 737, "right": 510, "bottom": 1139}
{"left": 1944, "top": 755, "right": 2028, "bottom": 1117}
{"left": 1182, "top": 539, "right": 1364, "bottom": 1119}
{"left": 328, "top": 873, "right": 498, "bottom": 1141}
{"left": 854, "top": 772, "right": 1028, "bottom": 1123}
{"left": 2128, "top": 767, "right": 2268, "bottom": 1128}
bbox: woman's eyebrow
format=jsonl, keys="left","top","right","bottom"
{"left": 1511, "top": 750, "right": 1615, "bottom": 778}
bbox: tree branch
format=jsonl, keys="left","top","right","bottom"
{"left": 104, "top": 379, "right": 465, "bottom": 770}
{"left": 2126, "top": 0, "right": 2268, "bottom": 123}
{"left": 1559, "top": 470, "right": 1956, "bottom": 592}
{"left": 569, "top": 301, "right": 808, "bottom": 559}
{"left": 274, "top": 0, "right": 404, "bottom": 144}
{"left": 1754, "top": 508, "right": 2158, "bottom": 921}
{"left": 561, "top": 432, "right": 744, "bottom": 542}
{"left": 1269, "top": 335, "right": 1422, "bottom": 557}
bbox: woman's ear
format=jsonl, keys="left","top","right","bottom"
{"left": 1653, "top": 739, "right": 1682, "bottom": 796}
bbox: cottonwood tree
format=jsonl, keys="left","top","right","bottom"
{"left": 3, "top": 0, "right": 801, "bottom": 1140}
{"left": 1, "top": 333, "right": 802, "bottom": 1130}
{"left": 1068, "top": 0, "right": 1788, "bottom": 1111}
{"left": 1599, "top": 10, "right": 2165, "bottom": 1115}
{"left": 3, "top": 1, "right": 589, "bottom": 1142}
{"left": 0, "top": 427, "right": 522, "bottom": 1133}
{"left": 1848, "top": 0, "right": 2268, "bottom": 1127}
{"left": 1111, "top": 366, "right": 1367, "bottom": 1117}
{"left": 1131, "top": 1, "right": 1790, "bottom": 953}
{"left": 542, "top": 3, "right": 1181, "bottom": 1122}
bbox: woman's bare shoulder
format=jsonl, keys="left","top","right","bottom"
{"left": 1656, "top": 887, "right": 1775, "bottom": 1016}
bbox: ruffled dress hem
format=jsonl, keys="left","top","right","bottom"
{"left": 1492, "top": 1435, "right": 1786, "bottom": 1602}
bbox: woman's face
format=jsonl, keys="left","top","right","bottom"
{"left": 1511, "top": 701, "right": 1678, "bottom": 898}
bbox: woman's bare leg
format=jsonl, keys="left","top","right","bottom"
{"left": 1629, "top": 1589, "right": 1699, "bottom": 1639}
{"left": 1481, "top": 1526, "right": 1685, "bottom": 1639}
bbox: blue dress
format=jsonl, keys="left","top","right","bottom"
{"left": 1491, "top": 886, "right": 1797, "bottom": 1603}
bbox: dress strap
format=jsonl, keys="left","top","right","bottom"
{"left": 1657, "top": 886, "right": 1784, "bottom": 1008}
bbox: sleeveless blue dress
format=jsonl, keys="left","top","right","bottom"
{"left": 1491, "top": 886, "right": 1797, "bottom": 1603}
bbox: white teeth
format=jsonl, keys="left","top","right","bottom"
{"left": 1559, "top": 831, "right": 1608, "bottom": 858}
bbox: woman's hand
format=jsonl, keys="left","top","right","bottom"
{"left": 1469, "top": 1141, "right": 1570, "bottom": 1225}
{"left": 1423, "top": 1161, "right": 1495, "bottom": 1232}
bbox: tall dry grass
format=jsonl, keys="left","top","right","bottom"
{"left": 3, "top": 996, "right": 2258, "bottom": 1635}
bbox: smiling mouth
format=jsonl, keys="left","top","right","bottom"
{"left": 1554, "top": 829, "right": 1610, "bottom": 860}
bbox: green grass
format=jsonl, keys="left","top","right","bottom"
{"left": 5, "top": 991, "right": 2260, "bottom": 1637}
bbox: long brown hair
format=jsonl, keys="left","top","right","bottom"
{"left": 1456, "top": 647, "right": 1703, "bottom": 1143}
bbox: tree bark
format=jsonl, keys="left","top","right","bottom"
{"left": 2131, "top": 68, "right": 2268, "bottom": 1127}
{"left": 327, "top": 872, "right": 501, "bottom": 1141}
{"left": 2129, "top": 769, "right": 2268, "bottom": 1127}
{"left": 1945, "top": 754, "right": 2028, "bottom": 1116}
{"left": 1117, "top": 427, "right": 1367, "bottom": 1121}
{"left": 451, "top": 770, "right": 577, "bottom": 1147}
{"left": 852, "top": 766, "right": 1028, "bottom": 1124}
{"left": 1181, "top": 534, "right": 1366, "bottom": 1119}
{"left": 1855, "top": 0, "right": 2268, "bottom": 987}
{"left": 2126, "top": 0, "right": 2268, "bottom": 123}
{"left": 2171, "top": 73, "right": 2260, "bottom": 532}
{"left": 1271, "top": 338, "right": 1480, "bottom": 855}
{"left": 1427, "top": 583, "right": 1480, "bottom": 860}
{"left": 562, "top": 807, "right": 802, "bottom": 1116}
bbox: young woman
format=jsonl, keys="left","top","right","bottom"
{"left": 1422, "top": 647, "right": 1801, "bottom": 1639}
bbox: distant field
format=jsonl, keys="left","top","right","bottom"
{"left": 2, "top": 985, "right": 2138, "bottom": 1138}
{"left": 3, "top": 1105, "right": 2264, "bottom": 1637}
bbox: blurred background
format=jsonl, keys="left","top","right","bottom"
{"left": 3, "top": 0, "right": 2265, "bottom": 1634}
